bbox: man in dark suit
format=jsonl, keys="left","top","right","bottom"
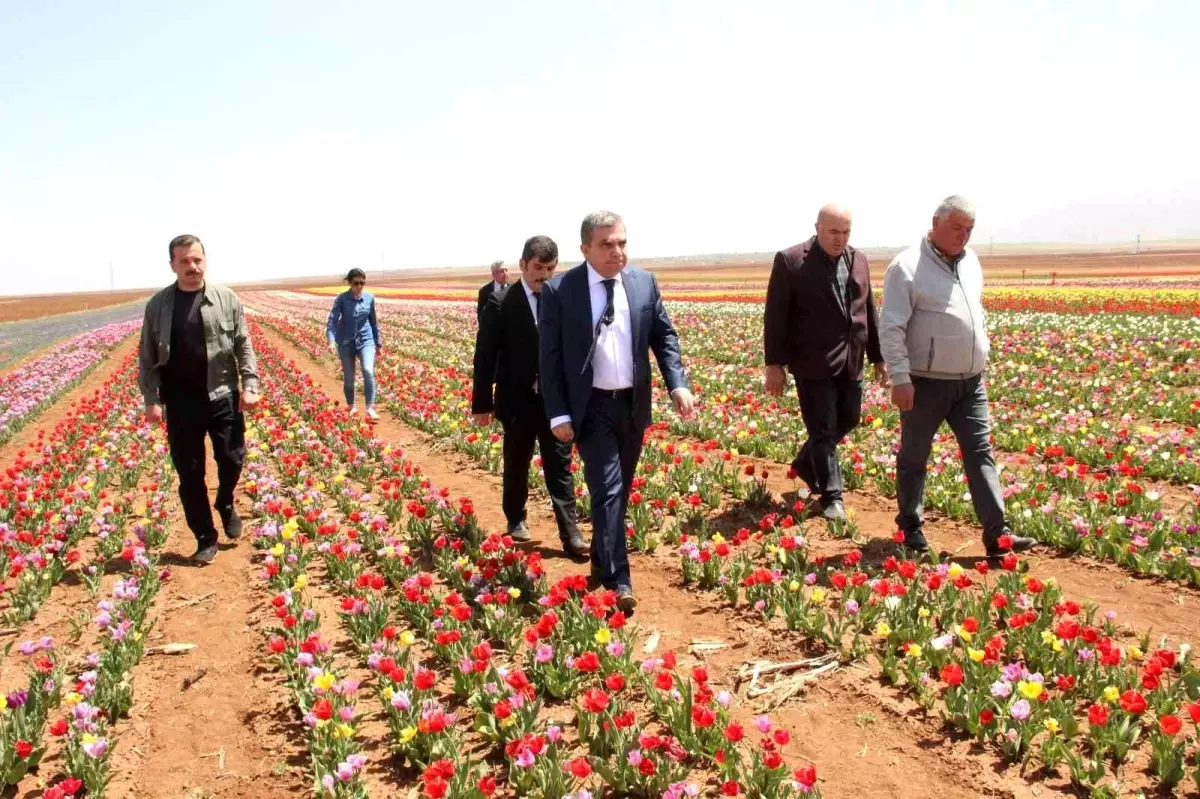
{"left": 763, "top": 204, "right": 888, "bottom": 521}
{"left": 472, "top": 236, "right": 588, "bottom": 557}
{"left": 540, "top": 211, "right": 695, "bottom": 612}
{"left": 477, "top": 261, "right": 509, "bottom": 321}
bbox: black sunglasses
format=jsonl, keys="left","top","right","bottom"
{"left": 350, "top": 280, "right": 365, "bottom": 286}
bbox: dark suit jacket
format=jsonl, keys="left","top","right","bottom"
{"left": 477, "top": 281, "right": 500, "bottom": 321}
{"left": 471, "top": 283, "right": 541, "bottom": 425}
{"left": 763, "top": 237, "right": 882, "bottom": 381}
{"left": 539, "top": 264, "right": 688, "bottom": 433}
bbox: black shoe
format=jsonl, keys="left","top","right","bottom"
{"left": 615, "top": 586, "right": 637, "bottom": 614}
{"left": 985, "top": 531, "right": 1036, "bottom": 558}
{"left": 562, "top": 530, "right": 589, "bottom": 559}
{"left": 820, "top": 500, "right": 847, "bottom": 522}
{"left": 192, "top": 540, "right": 218, "bottom": 564}
{"left": 507, "top": 521, "right": 532, "bottom": 543}
{"left": 221, "top": 508, "right": 243, "bottom": 540}
{"left": 901, "top": 529, "right": 930, "bottom": 554}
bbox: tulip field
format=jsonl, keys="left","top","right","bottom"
{"left": 2, "top": 270, "right": 1200, "bottom": 798}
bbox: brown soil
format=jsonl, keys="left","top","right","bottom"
{"left": 8, "top": 324, "right": 1196, "bottom": 798}
{"left": 258, "top": 328, "right": 1138, "bottom": 798}
{"left": 0, "top": 291, "right": 151, "bottom": 323}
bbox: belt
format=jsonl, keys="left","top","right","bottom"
{"left": 592, "top": 387, "right": 634, "bottom": 400}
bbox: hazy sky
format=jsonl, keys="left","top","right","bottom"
{"left": 1, "top": 0, "right": 1197, "bottom": 295}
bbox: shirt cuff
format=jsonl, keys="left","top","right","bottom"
{"left": 890, "top": 372, "right": 911, "bottom": 386}
{"left": 549, "top": 415, "right": 572, "bottom": 429}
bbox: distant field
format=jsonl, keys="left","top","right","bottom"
{"left": 0, "top": 288, "right": 151, "bottom": 322}
{"left": 299, "top": 247, "right": 1200, "bottom": 290}
{"left": 0, "top": 300, "right": 144, "bottom": 370}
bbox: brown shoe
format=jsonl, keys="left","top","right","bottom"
{"left": 616, "top": 586, "right": 637, "bottom": 614}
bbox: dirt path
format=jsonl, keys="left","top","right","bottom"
{"left": 100, "top": 446, "right": 308, "bottom": 798}
{"left": 257, "top": 326, "right": 1094, "bottom": 799}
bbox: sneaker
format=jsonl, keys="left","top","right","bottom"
{"left": 507, "top": 521, "right": 532, "bottom": 543}
{"left": 365, "top": 407, "right": 380, "bottom": 420}
{"left": 221, "top": 508, "right": 243, "bottom": 540}
{"left": 820, "top": 500, "right": 847, "bottom": 522}
{"left": 901, "top": 529, "right": 930, "bottom": 554}
{"left": 192, "top": 542, "right": 218, "bottom": 564}
{"left": 348, "top": 406, "right": 358, "bottom": 415}
{"left": 616, "top": 586, "right": 637, "bottom": 614}
{"left": 986, "top": 531, "right": 1036, "bottom": 558}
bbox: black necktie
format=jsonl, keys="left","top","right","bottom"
{"left": 533, "top": 291, "right": 540, "bottom": 319}
{"left": 582, "top": 279, "right": 616, "bottom": 374}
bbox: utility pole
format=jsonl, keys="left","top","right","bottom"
{"left": 109, "top": 261, "right": 114, "bottom": 291}
{"left": 381, "top": 251, "right": 385, "bottom": 273}
{"left": 1135, "top": 232, "right": 1141, "bottom": 255}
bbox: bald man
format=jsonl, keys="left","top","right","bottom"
{"left": 763, "top": 205, "right": 887, "bottom": 521}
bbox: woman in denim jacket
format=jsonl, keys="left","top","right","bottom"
{"left": 326, "top": 268, "right": 382, "bottom": 418}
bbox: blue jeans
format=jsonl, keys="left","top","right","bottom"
{"left": 338, "top": 342, "right": 376, "bottom": 408}
{"left": 895, "top": 374, "right": 1008, "bottom": 545}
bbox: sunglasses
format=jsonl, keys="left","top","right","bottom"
{"left": 350, "top": 280, "right": 365, "bottom": 287}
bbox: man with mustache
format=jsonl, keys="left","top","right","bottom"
{"left": 137, "top": 235, "right": 260, "bottom": 564}
{"left": 472, "top": 236, "right": 587, "bottom": 557}
{"left": 539, "top": 211, "right": 695, "bottom": 612}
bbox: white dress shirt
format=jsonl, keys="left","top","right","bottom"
{"left": 522, "top": 278, "right": 540, "bottom": 393}
{"left": 520, "top": 278, "right": 538, "bottom": 326}
{"left": 548, "top": 263, "right": 634, "bottom": 430}
{"left": 587, "top": 263, "right": 634, "bottom": 391}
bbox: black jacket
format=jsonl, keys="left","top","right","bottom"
{"left": 472, "top": 283, "right": 542, "bottom": 425}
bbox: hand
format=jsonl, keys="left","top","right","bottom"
{"left": 671, "top": 388, "right": 696, "bottom": 419}
{"left": 328, "top": 341, "right": 337, "bottom": 356}
{"left": 240, "top": 390, "right": 262, "bottom": 411}
{"left": 145, "top": 404, "right": 164, "bottom": 424}
{"left": 892, "top": 383, "right": 915, "bottom": 412}
{"left": 473, "top": 412, "right": 493, "bottom": 427}
{"left": 874, "top": 362, "right": 891, "bottom": 387}
{"left": 764, "top": 365, "right": 786, "bottom": 397}
{"left": 551, "top": 423, "right": 574, "bottom": 443}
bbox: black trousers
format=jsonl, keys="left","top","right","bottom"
{"left": 501, "top": 395, "right": 581, "bottom": 544}
{"left": 576, "top": 390, "right": 642, "bottom": 591}
{"left": 791, "top": 372, "right": 863, "bottom": 504}
{"left": 164, "top": 392, "right": 246, "bottom": 545}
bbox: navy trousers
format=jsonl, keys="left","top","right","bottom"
{"left": 575, "top": 390, "right": 643, "bottom": 591}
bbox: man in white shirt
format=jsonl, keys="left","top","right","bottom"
{"left": 539, "top": 211, "right": 696, "bottom": 612}
{"left": 471, "top": 236, "right": 586, "bottom": 557}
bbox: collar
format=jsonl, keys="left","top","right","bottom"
{"left": 812, "top": 237, "right": 851, "bottom": 265}
{"left": 926, "top": 236, "right": 965, "bottom": 268}
{"left": 174, "top": 281, "right": 213, "bottom": 303}
{"left": 520, "top": 278, "right": 537, "bottom": 297}
{"left": 585, "top": 262, "right": 624, "bottom": 286}
{"left": 493, "top": 280, "right": 505, "bottom": 291}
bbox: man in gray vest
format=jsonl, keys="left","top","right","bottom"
{"left": 879, "top": 197, "right": 1035, "bottom": 558}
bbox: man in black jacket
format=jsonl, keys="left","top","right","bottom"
{"left": 472, "top": 236, "right": 587, "bottom": 557}
{"left": 476, "top": 261, "right": 509, "bottom": 322}
{"left": 763, "top": 204, "right": 888, "bottom": 521}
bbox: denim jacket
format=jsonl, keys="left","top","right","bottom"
{"left": 326, "top": 290, "right": 382, "bottom": 350}
{"left": 137, "top": 282, "right": 259, "bottom": 406}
